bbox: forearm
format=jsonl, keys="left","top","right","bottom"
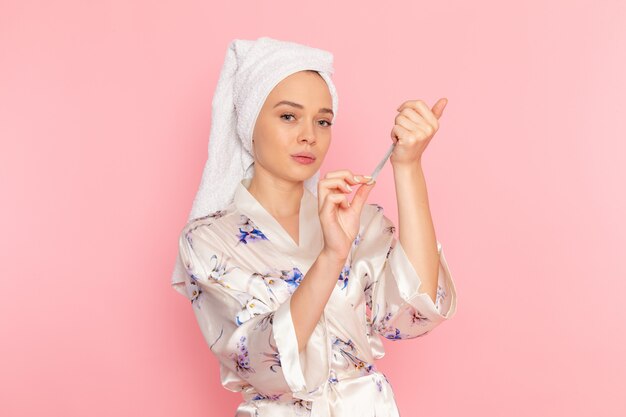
{"left": 392, "top": 162, "right": 439, "bottom": 303}
{"left": 291, "top": 249, "right": 346, "bottom": 352}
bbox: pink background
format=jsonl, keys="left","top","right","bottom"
{"left": 2, "top": 0, "right": 625, "bottom": 416}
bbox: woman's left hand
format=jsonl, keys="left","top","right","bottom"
{"left": 389, "top": 98, "right": 447, "bottom": 166}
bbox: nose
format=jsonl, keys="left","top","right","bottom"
{"left": 298, "top": 123, "right": 316, "bottom": 145}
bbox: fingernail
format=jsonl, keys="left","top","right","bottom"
{"left": 363, "top": 175, "right": 372, "bottom": 180}
{"left": 366, "top": 179, "right": 376, "bottom": 185}
{"left": 353, "top": 175, "right": 361, "bottom": 182}
{"left": 346, "top": 184, "right": 353, "bottom": 192}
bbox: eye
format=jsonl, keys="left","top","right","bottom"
{"left": 280, "top": 113, "right": 332, "bottom": 127}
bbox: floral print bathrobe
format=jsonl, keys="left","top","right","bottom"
{"left": 172, "top": 177, "right": 457, "bottom": 417}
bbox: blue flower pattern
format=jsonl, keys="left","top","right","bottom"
{"left": 234, "top": 335, "right": 255, "bottom": 377}
{"left": 332, "top": 335, "right": 377, "bottom": 376}
{"left": 237, "top": 214, "right": 269, "bottom": 244}
{"left": 281, "top": 267, "right": 303, "bottom": 292}
{"left": 177, "top": 201, "right": 454, "bottom": 412}
{"left": 337, "top": 264, "right": 351, "bottom": 290}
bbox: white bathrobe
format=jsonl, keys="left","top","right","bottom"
{"left": 173, "top": 177, "right": 457, "bottom": 417}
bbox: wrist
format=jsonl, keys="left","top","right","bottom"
{"left": 320, "top": 247, "right": 348, "bottom": 266}
{"left": 392, "top": 159, "right": 423, "bottom": 172}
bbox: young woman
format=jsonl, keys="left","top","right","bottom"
{"left": 172, "top": 37, "right": 457, "bottom": 417}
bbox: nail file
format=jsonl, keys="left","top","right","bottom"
{"left": 369, "top": 142, "right": 396, "bottom": 182}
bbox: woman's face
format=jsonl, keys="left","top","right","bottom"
{"left": 251, "top": 70, "right": 333, "bottom": 184}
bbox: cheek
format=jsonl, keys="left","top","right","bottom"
{"left": 254, "top": 135, "right": 286, "bottom": 164}
{"left": 253, "top": 124, "right": 279, "bottom": 154}
{"left": 318, "top": 135, "right": 332, "bottom": 154}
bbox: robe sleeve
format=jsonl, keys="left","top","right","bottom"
{"left": 174, "top": 223, "right": 330, "bottom": 400}
{"left": 356, "top": 204, "right": 458, "bottom": 341}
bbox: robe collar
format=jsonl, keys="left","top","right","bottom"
{"left": 233, "top": 177, "right": 324, "bottom": 270}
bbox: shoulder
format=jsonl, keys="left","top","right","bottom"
{"left": 179, "top": 202, "right": 238, "bottom": 255}
{"left": 178, "top": 203, "right": 244, "bottom": 287}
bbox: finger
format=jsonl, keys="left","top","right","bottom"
{"left": 317, "top": 177, "right": 355, "bottom": 207}
{"left": 320, "top": 192, "right": 349, "bottom": 217}
{"left": 390, "top": 124, "right": 411, "bottom": 143}
{"left": 325, "top": 170, "right": 373, "bottom": 185}
{"left": 395, "top": 112, "right": 424, "bottom": 136}
{"left": 328, "top": 192, "right": 350, "bottom": 209}
{"left": 431, "top": 98, "right": 447, "bottom": 119}
{"left": 413, "top": 100, "right": 441, "bottom": 129}
{"left": 319, "top": 177, "right": 354, "bottom": 197}
{"left": 318, "top": 178, "right": 354, "bottom": 209}
{"left": 396, "top": 120, "right": 434, "bottom": 141}
{"left": 396, "top": 99, "right": 415, "bottom": 112}
{"left": 324, "top": 177, "right": 355, "bottom": 193}
{"left": 324, "top": 170, "right": 363, "bottom": 185}
{"left": 349, "top": 181, "right": 376, "bottom": 214}
{"left": 401, "top": 100, "right": 439, "bottom": 131}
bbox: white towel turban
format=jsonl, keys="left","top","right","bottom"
{"left": 171, "top": 36, "right": 339, "bottom": 289}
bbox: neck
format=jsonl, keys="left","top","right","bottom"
{"left": 246, "top": 173, "right": 304, "bottom": 220}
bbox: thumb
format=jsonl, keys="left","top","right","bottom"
{"left": 349, "top": 181, "right": 376, "bottom": 214}
{"left": 431, "top": 97, "right": 448, "bottom": 119}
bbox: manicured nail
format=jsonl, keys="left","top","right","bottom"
{"left": 353, "top": 175, "right": 361, "bottom": 182}
{"left": 346, "top": 184, "right": 353, "bottom": 192}
{"left": 366, "top": 179, "right": 376, "bottom": 185}
{"left": 363, "top": 175, "right": 372, "bottom": 180}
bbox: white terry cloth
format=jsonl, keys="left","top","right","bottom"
{"left": 170, "top": 36, "right": 339, "bottom": 289}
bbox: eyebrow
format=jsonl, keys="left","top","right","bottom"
{"left": 273, "top": 100, "right": 334, "bottom": 116}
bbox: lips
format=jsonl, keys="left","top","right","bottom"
{"left": 291, "top": 152, "right": 316, "bottom": 161}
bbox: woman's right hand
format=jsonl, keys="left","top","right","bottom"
{"left": 317, "top": 170, "right": 376, "bottom": 262}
